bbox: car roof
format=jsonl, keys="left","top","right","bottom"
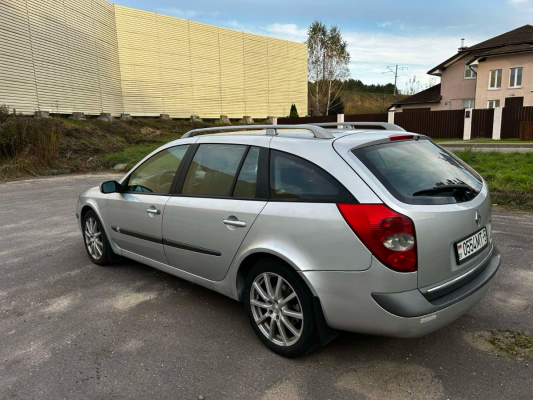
{"left": 166, "top": 129, "right": 413, "bottom": 147}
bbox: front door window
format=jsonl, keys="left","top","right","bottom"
{"left": 128, "top": 145, "right": 190, "bottom": 194}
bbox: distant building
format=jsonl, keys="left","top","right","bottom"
{"left": 0, "top": 0, "right": 307, "bottom": 118}
{"left": 390, "top": 25, "right": 533, "bottom": 112}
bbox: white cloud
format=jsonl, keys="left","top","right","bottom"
{"left": 156, "top": 8, "right": 199, "bottom": 19}
{"left": 507, "top": 0, "right": 533, "bottom": 10}
{"left": 342, "top": 32, "right": 485, "bottom": 86}
{"left": 265, "top": 23, "right": 307, "bottom": 42}
{"left": 379, "top": 20, "right": 406, "bottom": 30}
{"left": 227, "top": 19, "right": 245, "bottom": 30}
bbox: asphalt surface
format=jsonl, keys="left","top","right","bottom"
{"left": 1, "top": 174, "right": 532, "bottom": 400}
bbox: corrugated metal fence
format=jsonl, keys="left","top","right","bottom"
{"left": 277, "top": 115, "right": 337, "bottom": 124}
{"left": 279, "top": 107, "right": 533, "bottom": 139}
{"left": 471, "top": 109, "right": 494, "bottom": 139}
{"left": 501, "top": 106, "right": 533, "bottom": 139}
{"left": 345, "top": 113, "right": 388, "bottom": 122}
{"left": 394, "top": 110, "right": 464, "bottom": 139}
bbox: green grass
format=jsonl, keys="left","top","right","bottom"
{"left": 101, "top": 143, "right": 167, "bottom": 170}
{"left": 466, "top": 139, "right": 533, "bottom": 143}
{"left": 434, "top": 138, "right": 533, "bottom": 143}
{"left": 489, "top": 330, "right": 533, "bottom": 361}
{"left": 0, "top": 116, "right": 218, "bottom": 181}
{"left": 453, "top": 149, "right": 533, "bottom": 210}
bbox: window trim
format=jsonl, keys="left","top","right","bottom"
{"left": 487, "top": 99, "right": 500, "bottom": 109}
{"left": 123, "top": 144, "right": 192, "bottom": 196}
{"left": 171, "top": 143, "right": 270, "bottom": 201}
{"left": 267, "top": 149, "right": 357, "bottom": 204}
{"left": 488, "top": 69, "right": 502, "bottom": 90}
{"left": 228, "top": 146, "right": 251, "bottom": 196}
{"left": 461, "top": 99, "right": 475, "bottom": 109}
{"left": 464, "top": 63, "right": 477, "bottom": 80}
{"left": 509, "top": 67, "right": 523, "bottom": 88}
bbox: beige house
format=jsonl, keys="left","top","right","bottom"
{"left": 391, "top": 25, "right": 533, "bottom": 112}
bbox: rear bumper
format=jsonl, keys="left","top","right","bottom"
{"left": 302, "top": 245, "right": 500, "bottom": 338}
{"left": 372, "top": 244, "right": 500, "bottom": 318}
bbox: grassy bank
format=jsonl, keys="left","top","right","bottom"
{"left": 0, "top": 113, "right": 220, "bottom": 181}
{"left": 454, "top": 149, "right": 533, "bottom": 210}
{"left": 434, "top": 139, "right": 533, "bottom": 143}
{"left": 1, "top": 114, "right": 531, "bottom": 211}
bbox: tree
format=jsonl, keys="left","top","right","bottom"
{"left": 289, "top": 103, "right": 299, "bottom": 118}
{"left": 306, "top": 21, "right": 350, "bottom": 116}
{"left": 403, "top": 75, "right": 422, "bottom": 96}
{"left": 327, "top": 95, "right": 344, "bottom": 115}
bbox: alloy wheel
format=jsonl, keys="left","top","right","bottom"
{"left": 250, "top": 272, "right": 304, "bottom": 347}
{"left": 84, "top": 217, "right": 103, "bottom": 260}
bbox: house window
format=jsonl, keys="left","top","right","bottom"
{"left": 509, "top": 67, "right": 523, "bottom": 88}
{"left": 464, "top": 64, "right": 477, "bottom": 79}
{"left": 462, "top": 99, "right": 475, "bottom": 109}
{"left": 487, "top": 100, "right": 500, "bottom": 109}
{"left": 489, "top": 69, "right": 502, "bottom": 89}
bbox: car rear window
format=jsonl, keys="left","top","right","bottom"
{"left": 353, "top": 140, "right": 483, "bottom": 205}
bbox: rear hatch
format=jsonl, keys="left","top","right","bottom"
{"left": 334, "top": 135, "right": 493, "bottom": 288}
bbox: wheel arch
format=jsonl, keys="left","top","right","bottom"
{"left": 235, "top": 250, "right": 316, "bottom": 302}
{"left": 235, "top": 250, "right": 337, "bottom": 347}
{"left": 80, "top": 204, "right": 95, "bottom": 222}
{"left": 79, "top": 202, "right": 121, "bottom": 255}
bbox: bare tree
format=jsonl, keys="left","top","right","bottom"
{"left": 306, "top": 21, "right": 327, "bottom": 116}
{"left": 403, "top": 75, "right": 423, "bottom": 96}
{"left": 425, "top": 77, "right": 438, "bottom": 89}
{"left": 306, "top": 21, "right": 350, "bottom": 116}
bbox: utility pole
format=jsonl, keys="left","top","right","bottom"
{"left": 383, "top": 65, "right": 408, "bottom": 95}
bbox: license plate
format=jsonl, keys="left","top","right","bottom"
{"left": 455, "top": 228, "right": 488, "bottom": 264}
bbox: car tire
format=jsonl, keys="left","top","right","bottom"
{"left": 244, "top": 258, "right": 320, "bottom": 357}
{"left": 82, "top": 210, "right": 118, "bottom": 266}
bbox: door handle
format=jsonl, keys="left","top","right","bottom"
{"left": 222, "top": 219, "right": 246, "bottom": 228}
{"left": 146, "top": 207, "right": 161, "bottom": 215}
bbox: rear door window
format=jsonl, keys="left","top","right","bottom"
{"left": 353, "top": 140, "right": 483, "bottom": 205}
{"left": 181, "top": 144, "right": 247, "bottom": 196}
{"left": 270, "top": 150, "right": 354, "bottom": 202}
{"left": 233, "top": 146, "right": 260, "bottom": 198}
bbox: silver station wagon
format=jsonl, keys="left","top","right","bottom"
{"left": 76, "top": 122, "right": 501, "bottom": 357}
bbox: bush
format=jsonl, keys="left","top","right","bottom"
{"left": 289, "top": 104, "right": 299, "bottom": 118}
{"left": 0, "top": 106, "right": 62, "bottom": 164}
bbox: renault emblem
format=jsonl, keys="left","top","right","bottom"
{"left": 475, "top": 211, "right": 481, "bottom": 226}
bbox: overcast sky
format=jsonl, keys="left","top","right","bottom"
{"left": 113, "top": 0, "right": 533, "bottom": 88}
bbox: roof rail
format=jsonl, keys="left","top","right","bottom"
{"left": 181, "top": 124, "right": 335, "bottom": 139}
{"left": 308, "top": 122, "right": 405, "bottom": 131}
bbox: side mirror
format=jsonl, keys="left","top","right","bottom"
{"left": 100, "top": 180, "right": 122, "bottom": 194}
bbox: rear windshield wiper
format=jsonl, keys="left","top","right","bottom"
{"left": 412, "top": 184, "right": 477, "bottom": 197}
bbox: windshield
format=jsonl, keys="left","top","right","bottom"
{"left": 353, "top": 140, "right": 483, "bottom": 205}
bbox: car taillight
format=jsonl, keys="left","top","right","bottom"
{"left": 337, "top": 204, "right": 417, "bottom": 272}
{"left": 389, "top": 134, "right": 414, "bottom": 141}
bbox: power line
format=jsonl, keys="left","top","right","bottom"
{"left": 382, "top": 65, "right": 408, "bottom": 95}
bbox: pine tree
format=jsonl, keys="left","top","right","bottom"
{"left": 289, "top": 103, "right": 299, "bottom": 118}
